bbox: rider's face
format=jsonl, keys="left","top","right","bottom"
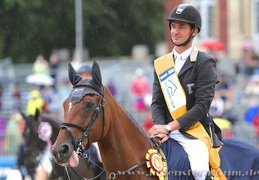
{"left": 170, "top": 21, "right": 197, "bottom": 45}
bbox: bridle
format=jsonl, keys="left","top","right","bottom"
{"left": 59, "top": 84, "right": 106, "bottom": 158}
{"left": 57, "top": 84, "right": 166, "bottom": 180}
{"left": 23, "top": 120, "right": 51, "bottom": 178}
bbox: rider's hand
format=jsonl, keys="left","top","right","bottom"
{"left": 150, "top": 134, "right": 169, "bottom": 144}
{"left": 159, "top": 133, "right": 169, "bottom": 143}
{"left": 148, "top": 125, "right": 168, "bottom": 137}
{"left": 148, "top": 125, "right": 169, "bottom": 144}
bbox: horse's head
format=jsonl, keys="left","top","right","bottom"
{"left": 52, "top": 61, "right": 108, "bottom": 167}
{"left": 21, "top": 109, "right": 52, "bottom": 170}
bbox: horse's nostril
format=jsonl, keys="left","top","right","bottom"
{"left": 58, "top": 144, "right": 69, "bottom": 155}
{"left": 53, "top": 143, "right": 72, "bottom": 164}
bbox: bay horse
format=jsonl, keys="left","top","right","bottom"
{"left": 20, "top": 109, "right": 106, "bottom": 180}
{"left": 52, "top": 61, "right": 259, "bottom": 180}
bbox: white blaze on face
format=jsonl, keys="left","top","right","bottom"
{"left": 68, "top": 102, "right": 72, "bottom": 113}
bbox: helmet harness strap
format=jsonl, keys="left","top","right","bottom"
{"left": 170, "top": 27, "right": 196, "bottom": 47}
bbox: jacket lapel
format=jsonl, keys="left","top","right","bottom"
{"left": 178, "top": 46, "right": 199, "bottom": 77}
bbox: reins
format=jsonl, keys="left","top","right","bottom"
{"left": 58, "top": 82, "right": 165, "bottom": 180}
{"left": 64, "top": 136, "right": 163, "bottom": 180}
{"left": 60, "top": 98, "right": 164, "bottom": 180}
{"left": 106, "top": 137, "right": 164, "bottom": 180}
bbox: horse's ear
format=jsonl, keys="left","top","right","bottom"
{"left": 34, "top": 109, "right": 40, "bottom": 121}
{"left": 92, "top": 60, "right": 102, "bottom": 87}
{"left": 68, "top": 63, "right": 82, "bottom": 86}
{"left": 20, "top": 111, "right": 26, "bottom": 121}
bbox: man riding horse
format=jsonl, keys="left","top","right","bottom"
{"left": 148, "top": 4, "right": 226, "bottom": 180}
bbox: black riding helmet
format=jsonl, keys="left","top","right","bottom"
{"left": 78, "top": 64, "right": 92, "bottom": 74}
{"left": 167, "top": 4, "right": 202, "bottom": 46}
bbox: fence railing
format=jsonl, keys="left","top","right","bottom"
{"left": 0, "top": 122, "right": 258, "bottom": 157}
{"left": 0, "top": 130, "right": 22, "bottom": 157}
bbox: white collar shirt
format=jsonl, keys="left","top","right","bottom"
{"left": 173, "top": 45, "right": 194, "bottom": 74}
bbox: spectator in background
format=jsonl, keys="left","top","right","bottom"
{"left": 130, "top": 68, "right": 151, "bottom": 112}
{"left": 215, "top": 73, "right": 238, "bottom": 125}
{"left": 40, "top": 85, "right": 55, "bottom": 112}
{"left": 78, "top": 63, "right": 92, "bottom": 78}
{"left": 241, "top": 49, "right": 252, "bottom": 76}
{"left": 0, "top": 115, "right": 6, "bottom": 150}
{"left": 237, "top": 49, "right": 259, "bottom": 81}
{"left": 59, "top": 74, "right": 71, "bottom": 101}
{"left": 78, "top": 64, "right": 118, "bottom": 100}
{"left": 247, "top": 49, "right": 259, "bottom": 74}
{"left": 12, "top": 83, "right": 22, "bottom": 111}
{"left": 223, "top": 102, "right": 238, "bottom": 125}
{"left": 216, "top": 73, "right": 233, "bottom": 102}
{"left": 26, "top": 89, "right": 44, "bottom": 115}
{"left": 106, "top": 79, "right": 117, "bottom": 97}
{"left": 71, "top": 55, "right": 82, "bottom": 72}
{"left": 4, "top": 110, "right": 24, "bottom": 154}
{"left": 244, "top": 74, "right": 259, "bottom": 95}
{"left": 49, "top": 54, "right": 59, "bottom": 92}
{"left": 209, "top": 91, "right": 225, "bottom": 118}
{"left": 32, "top": 55, "right": 49, "bottom": 75}
{"left": 0, "top": 84, "right": 3, "bottom": 112}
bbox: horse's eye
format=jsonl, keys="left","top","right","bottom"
{"left": 84, "top": 101, "right": 95, "bottom": 110}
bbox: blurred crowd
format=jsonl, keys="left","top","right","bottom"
{"left": 209, "top": 46, "right": 259, "bottom": 146}
{"left": 0, "top": 53, "right": 60, "bottom": 158}
{"left": 1, "top": 46, "right": 259, "bottom": 162}
{"left": 0, "top": 54, "right": 120, "bottom": 158}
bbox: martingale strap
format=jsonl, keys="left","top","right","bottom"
{"left": 107, "top": 137, "right": 167, "bottom": 180}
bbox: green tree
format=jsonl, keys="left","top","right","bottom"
{"left": 0, "top": 0, "right": 164, "bottom": 63}
{"left": 84, "top": 0, "right": 164, "bottom": 57}
{"left": 0, "top": 0, "right": 75, "bottom": 63}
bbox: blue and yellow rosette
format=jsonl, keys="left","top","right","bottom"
{"left": 146, "top": 149, "right": 168, "bottom": 180}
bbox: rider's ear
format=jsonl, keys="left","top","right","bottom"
{"left": 68, "top": 63, "right": 82, "bottom": 86}
{"left": 92, "top": 60, "right": 102, "bottom": 88}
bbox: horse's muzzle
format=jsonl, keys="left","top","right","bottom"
{"left": 52, "top": 142, "right": 73, "bottom": 166}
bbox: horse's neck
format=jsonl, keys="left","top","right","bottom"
{"left": 98, "top": 98, "right": 152, "bottom": 172}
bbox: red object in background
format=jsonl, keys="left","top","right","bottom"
{"left": 142, "top": 112, "right": 153, "bottom": 132}
{"left": 221, "top": 129, "right": 233, "bottom": 138}
{"left": 143, "top": 119, "right": 153, "bottom": 132}
{"left": 201, "top": 39, "right": 225, "bottom": 50}
{"left": 252, "top": 114, "right": 259, "bottom": 136}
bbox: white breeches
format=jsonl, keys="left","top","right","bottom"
{"left": 169, "top": 130, "right": 209, "bottom": 180}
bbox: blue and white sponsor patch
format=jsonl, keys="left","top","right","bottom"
{"left": 159, "top": 67, "right": 175, "bottom": 82}
{"left": 69, "top": 78, "right": 102, "bottom": 104}
{"left": 71, "top": 88, "right": 84, "bottom": 97}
